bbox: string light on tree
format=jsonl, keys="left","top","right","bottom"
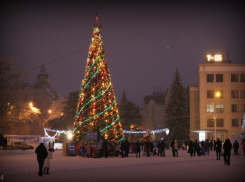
{"left": 73, "top": 14, "right": 124, "bottom": 142}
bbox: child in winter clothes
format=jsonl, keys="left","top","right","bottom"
{"left": 44, "top": 148, "right": 53, "bottom": 175}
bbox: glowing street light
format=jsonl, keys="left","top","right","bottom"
{"left": 214, "top": 91, "right": 221, "bottom": 140}
{"left": 67, "top": 133, "right": 73, "bottom": 140}
{"left": 48, "top": 109, "right": 52, "bottom": 114}
{"left": 29, "top": 102, "right": 33, "bottom": 107}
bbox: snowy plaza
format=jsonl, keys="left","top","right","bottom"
{"left": 0, "top": 149, "right": 244, "bottom": 182}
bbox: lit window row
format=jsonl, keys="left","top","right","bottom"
{"left": 206, "top": 104, "right": 245, "bottom": 113}
{"left": 207, "top": 90, "right": 245, "bottom": 98}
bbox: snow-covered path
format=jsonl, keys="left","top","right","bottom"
{"left": 0, "top": 149, "right": 244, "bottom": 182}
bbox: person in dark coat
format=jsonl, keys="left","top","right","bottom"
{"left": 120, "top": 141, "right": 125, "bottom": 158}
{"left": 103, "top": 140, "right": 108, "bottom": 158}
{"left": 210, "top": 140, "right": 213, "bottom": 151}
{"left": 3, "top": 137, "right": 7, "bottom": 150}
{"left": 193, "top": 140, "right": 199, "bottom": 157}
{"left": 161, "top": 140, "right": 166, "bottom": 157}
{"left": 35, "top": 143, "right": 48, "bottom": 176}
{"left": 201, "top": 140, "right": 205, "bottom": 156}
{"left": 233, "top": 140, "right": 239, "bottom": 155}
{"left": 135, "top": 141, "right": 141, "bottom": 158}
{"left": 205, "top": 139, "right": 209, "bottom": 155}
{"left": 124, "top": 139, "right": 130, "bottom": 157}
{"left": 189, "top": 140, "right": 194, "bottom": 157}
{"left": 223, "top": 138, "right": 232, "bottom": 165}
{"left": 214, "top": 140, "right": 217, "bottom": 151}
{"left": 216, "top": 138, "right": 222, "bottom": 160}
{"left": 171, "top": 139, "right": 175, "bottom": 157}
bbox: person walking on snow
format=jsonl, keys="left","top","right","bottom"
{"left": 242, "top": 139, "right": 245, "bottom": 156}
{"left": 216, "top": 138, "right": 222, "bottom": 160}
{"left": 223, "top": 138, "right": 232, "bottom": 166}
{"left": 233, "top": 140, "right": 239, "bottom": 155}
{"left": 44, "top": 148, "right": 53, "bottom": 174}
{"left": 136, "top": 141, "right": 141, "bottom": 158}
{"left": 188, "top": 140, "right": 194, "bottom": 157}
{"left": 35, "top": 143, "right": 48, "bottom": 176}
{"left": 174, "top": 139, "right": 178, "bottom": 157}
{"left": 98, "top": 140, "right": 103, "bottom": 158}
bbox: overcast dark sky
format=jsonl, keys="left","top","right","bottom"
{"left": 1, "top": 0, "right": 245, "bottom": 107}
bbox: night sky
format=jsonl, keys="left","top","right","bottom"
{"left": 1, "top": 1, "right": 244, "bottom": 107}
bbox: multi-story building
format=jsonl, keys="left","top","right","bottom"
{"left": 189, "top": 54, "right": 245, "bottom": 142}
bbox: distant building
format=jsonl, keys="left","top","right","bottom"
{"left": 34, "top": 64, "right": 60, "bottom": 100}
{"left": 142, "top": 87, "right": 166, "bottom": 131}
{"left": 189, "top": 54, "right": 245, "bottom": 141}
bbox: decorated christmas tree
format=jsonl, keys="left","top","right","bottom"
{"left": 73, "top": 15, "right": 124, "bottom": 143}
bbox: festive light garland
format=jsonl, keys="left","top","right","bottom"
{"left": 123, "top": 128, "right": 169, "bottom": 134}
{"left": 44, "top": 128, "right": 73, "bottom": 138}
{"left": 44, "top": 127, "right": 169, "bottom": 138}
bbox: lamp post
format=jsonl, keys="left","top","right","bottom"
{"left": 214, "top": 91, "right": 221, "bottom": 140}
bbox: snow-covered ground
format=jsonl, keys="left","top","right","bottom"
{"left": 0, "top": 148, "right": 244, "bottom": 182}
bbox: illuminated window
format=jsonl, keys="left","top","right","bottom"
{"left": 207, "top": 104, "right": 214, "bottom": 113}
{"left": 207, "top": 90, "right": 214, "bottom": 98}
{"left": 207, "top": 119, "right": 214, "bottom": 127}
{"left": 216, "top": 119, "right": 224, "bottom": 127}
{"left": 241, "top": 74, "right": 245, "bottom": 82}
{"left": 231, "top": 90, "right": 239, "bottom": 98}
{"left": 231, "top": 74, "right": 239, "bottom": 82}
{"left": 241, "top": 90, "right": 245, "bottom": 98}
{"left": 207, "top": 74, "right": 214, "bottom": 82}
{"left": 216, "top": 74, "right": 223, "bottom": 82}
{"left": 216, "top": 105, "right": 224, "bottom": 113}
{"left": 241, "top": 104, "right": 245, "bottom": 112}
{"left": 232, "top": 119, "right": 239, "bottom": 127}
{"left": 231, "top": 104, "right": 239, "bottom": 112}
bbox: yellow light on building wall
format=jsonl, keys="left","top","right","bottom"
{"left": 48, "top": 110, "right": 52, "bottom": 114}
{"left": 215, "top": 91, "right": 221, "bottom": 98}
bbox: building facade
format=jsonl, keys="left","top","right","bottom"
{"left": 190, "top": 56, "right": 245, "bottom": 142}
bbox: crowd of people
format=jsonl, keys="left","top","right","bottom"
{"left": 32, "top": 137, "right": 245, "bottom": 176}
{"left": 188, "top": 138, "right": 245, "bottom": 166}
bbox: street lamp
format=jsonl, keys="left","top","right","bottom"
{"left": 48, "top": 109, "right": 52, "bottom": 114}
{"left": 214, "top": 91, "right": 221, "bottom": 140}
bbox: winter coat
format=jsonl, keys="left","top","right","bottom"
{"left": 35, "top": 143, "right": 48, "bottom": 161}
{"left": 205, "top": 139, "right": 209, "bottom": 149}
{"left": 233, "top": 141, "right": 239, "bottom": 149}
{"left": 136, "top": 142, "right": 141, "bottom": 152}
{"left": 120, "top": 141, "right": 125, "bottom": 151}
{"left": 223, "top": 139, "right": 232, "bottom": 155}
{"left": 170, "top": 140, "right": 175, "bottom": 149}
{"left": 103, "top": 140, "right": 108, "bottom": 152}
{"left": 242, "top": 140, "right": 245, "bottom": 150}
{"left": 86, "top": 143, "right": 92, "bottom": 154}
{"left": 44, "top": 150, "right": 53, "bottom": 168}
{"left": 125, "top": 140, "right": 130, "bottom": 150}
{"left": 216, "top": 140, "right": 222, "bottom": 152}
{"left": 160, "top": 141, "right": 166, "bottom": 151}
{"left": 174, "top": 140, "right": 178, "bottom": 150}
{"left": 188, "top": 141, "right": 194, "bottom": 152}
{"left": 194, "top": 141, "right": 199, "bottom": 150}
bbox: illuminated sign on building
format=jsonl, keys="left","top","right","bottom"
{"left": 205, "top": 54, "right": 223, "bottom": 62}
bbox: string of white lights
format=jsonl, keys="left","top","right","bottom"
{"left": 123, "top": 128, "right": 169, "bottom": 134}
{"left": 44, "top": 127, "right": 169, "bottom": 137}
